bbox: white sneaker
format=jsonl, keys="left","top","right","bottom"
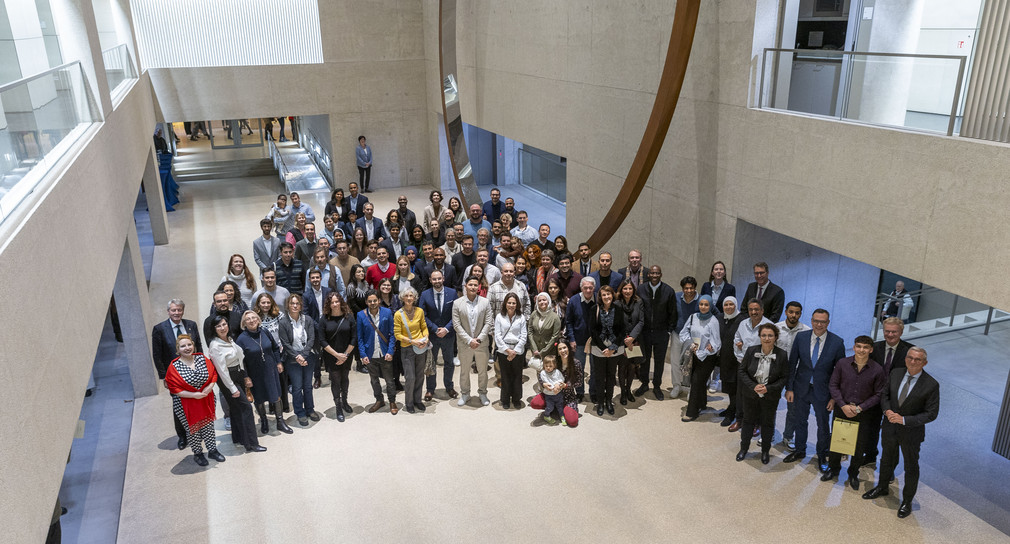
{"left": 224, "top": 417, "right": 231, "bottom": 431}
{"left": 453, "top": 357, "right": 461, "bottom": 367}
{"left": 479, "top": 394, "right": 490, "bottom": 406}
{"left": 457, "top": 395, "right": 469, "bottom": 406}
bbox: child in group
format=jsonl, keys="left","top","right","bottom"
{"left": 268, "top": 194, "right": 290, "bottom": 235}
{"left": 539, "top": 356, "right": 565, "bottom": 424}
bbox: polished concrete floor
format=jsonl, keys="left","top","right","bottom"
{"left": 105, "top": 170, "right": 1010, "bottom": 543}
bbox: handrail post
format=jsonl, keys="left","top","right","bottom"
{"left": 949, "top": 56, "right": 967, "bottom": 136}
{"left": 985, "top": 306, "right": 995, "bottom": 335}
{"left": 949, "top": 295, "right": 960, "bottom": 327}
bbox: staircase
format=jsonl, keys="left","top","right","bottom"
{"left": 172, "top": 158, "right": 277, "bottom": 182}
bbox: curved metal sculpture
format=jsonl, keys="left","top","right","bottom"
{"left": 438, "top": 0, "right": 483, "bottom": 210}
{"left": 438, "top": 0, "right": 701, "bottom": 248}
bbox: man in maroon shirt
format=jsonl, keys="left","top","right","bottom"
{"left": 822, "top": 335, "right": 887, "bottom": 489}
{"left": 549, "top": 252, "right": 583, "bottom": 299}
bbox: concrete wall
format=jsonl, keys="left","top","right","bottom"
{"left": 147, "top": 0, "right": 430, "bottom": 190}
{"left": 732, "top": 220, "right": 880, "bottom": 345}
{"left": 420, "top": 0, "right": 1010, "bottom": 313}
{"left": 0, "top": 75, "right": 158, "bottom": 543}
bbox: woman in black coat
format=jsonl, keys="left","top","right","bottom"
{"left": 317, "top": 292, "right": 356, "bottom": 422}
{"left": 591, "top": 285, "right": 627, "bottom": 416}
{"left": 718, "top": 296, "right": 747, "bottom": 427}
{"left": 616, "top": 280, "right": 644, "bottom": 405}
{"left": 736, "top": 323, "right": 789, "bottom": 464}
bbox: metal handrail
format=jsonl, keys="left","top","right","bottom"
{"left": 267, "top": 138, "right": 292, "bottom": 183}
{"left": 0, "top": 60, "right": 82, "bottom": 93}
{"left": 759, "top": 48, "right": 968, "bottom": 136}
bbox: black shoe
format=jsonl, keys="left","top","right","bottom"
{"left": 577, "top": 394, "right": 585, "bottom": 403}
{"left": 356, "top": 366, "right": 368, "bottom": 374}
{"left": 207, "top": 450, "right": 226, "bottom": 462}
{"left": 818, "top": 456, "right": 830, "bottom": 473}
{"left": 177, "top": 437, "right": 187, "bottom": 450}
{"left": 276, "top": 418, "right": 293, "bottom": 434}
{"left": 820, "top": 470, "right": 839, "bottom": 482}
{"left": 718, "top": 409, "right": 730, "bottom": 417}
{"left": 502, "top": 401, "right": 511, "bottom": 410}
{"left": 245, "top": 445, "right": 267, "bottom": 452}
{"left": 681, "top": 415, "right": 698, "bottom": 422}
{"left": 620, "top": 393, "right": 628, "bottom": 406}
{"left": 336, "top": 411, "right": 345, "bottom": 422}
{"left": 606, "top": 401, "right": 615, "bottom": 415}
{"left": 862, "top": 486, "right": 890, "bottom": 500}
{"left": 308, "top": 411, "right": 321, "bottom": 421}
{"left": 596, "top": 403, "right": 605, "bottom": 416}
{"left": 634, "top": 384, "right": 649, "bottom": 397}
{"left": 782, "top": 451, "right": 805, "bottom": 463}
{"left": 653, "top": 388, "right": 664, "bottom": 400}
{"left": 405, "top": 405, "right": 416, "bottom": 414}
{"left": 590, "top": 394, "right": 598, "bottom": 404}
{"left": 341, "top": 401, "right": 352, "bottom": 412}
{"left": 626, "top": 390, "right": 636, "bottom": 403}
{"left": 847, "top": 476, "right": 859, "bottom": 491}
{"left": 417, "top": 402, "right": 427, "bottom": 411}
{"left": 193, "top": 453, "right": 208, "bottom": 466}
{"left": 736, "top": 449, "right": 748, "bottom": 462}
{"left": 761, "top": 452, "right": 770, "bottom": 464}
{"left": 260, "top": 418, "right": 269, "bottom": 434}
{"left": 897, "top": 501, "right": 912, "bottom": 518}
{"left": 298, "top": 417, "right": 309, "bottom": 427}
{"left": 720, "top": 417, "right": 734, "bottom": 427}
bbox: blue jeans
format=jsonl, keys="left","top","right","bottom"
{"left": 426, "top": 333, "right": 455, "bottom": 393}
{"left": 285, "top": 358, "right": 315, "bottom": 418}
{"left": 791, "top": 387, "right": 831, "bottom": 457}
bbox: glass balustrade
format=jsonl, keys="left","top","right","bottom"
{"left": 102, "top": 43, "right": 138, "bottom": 97}
{"left": 0, "top": 61, "right": 100, "bottom": 226}
{"left": 758, "top": 49, "right": 967, "bottom": 136}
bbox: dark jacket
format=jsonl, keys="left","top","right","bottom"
{"left": 739, "top": 344, "right": 790, "bottom": 399}
{"left": 591, "top": 303, "right": 627, "bottom": 351}
{"left": 638, "top": 281, "right": 677, "bottom": 335}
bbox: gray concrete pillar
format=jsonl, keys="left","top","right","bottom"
{"left": 847, "top": 0, "right": 926, "bottom": 125}
{"left": 112, "top": 222, "right": 159, "bottom": 397}
{"left": 142, "top": 148, "right": 169, "bottom": 245}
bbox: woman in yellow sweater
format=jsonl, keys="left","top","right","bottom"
{"left": 394, "top": 286, "right": 430, "bottom": 413}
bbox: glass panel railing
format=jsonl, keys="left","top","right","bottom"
{"left": 757, "top": 49, "right": 967, "bottom": 136}
{"left": 518, "top": 146, "right": 566, "bottom": 202}
{"left": 102, "top": 44, "right": 137, "bottom": 95}
{"left": 0, "top": 61, "right": 100, "bottom": 225}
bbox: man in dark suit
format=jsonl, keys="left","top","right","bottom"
{"left": 419, "top": 269, "right": 458, "bottom": 400}
{"left": 346, "top": 182, "right": 369, "bottom": 218}
{"left": 862, "top": 347, "right": 940, "bottom": 519}
{"left": 419, "top": 247, "right": 457, "bottom": 292}
{"left": 742, "top": 261, "right": 785, "bottom": 322}
{"left": 354, "top": 203, "right": 385, "bottom": 243}
{"left": 301, "top": 269, "right": 332, "bottom": 322}
{"left": 784, "top": 308, "right": 846, "bottom": 471}
{"left": 864, "top": 317, "right": 915, "bottom": 466}
{"left": 151, "top": 299, "right": 202, "bottom": 450}
{"left": 203, "top": 290, "right": 243, "bottom": 346}
{"left": 635, "top": 265, "right": 677, "bottom": 400}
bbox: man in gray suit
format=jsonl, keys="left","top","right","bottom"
{"left": 294, "top": 223, "right": 319, "bottom": 268}
{"left": 452, "top": 276, "right": 494, "bottom": 407}
{"left": 253, "top": 218, "right": 281, "bottom": 272}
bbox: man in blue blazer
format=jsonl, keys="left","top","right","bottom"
{"left": 354, "top": 202, "right": 385, "bottom": 243}
{"left": 357, "top": 290, "right": 398, "bottom": 414}
{"left": 419, "top": 269, "right": 458, "bottom": 400}
{"left": 783, "top": 308, "right": 846, "bottom": 471}
{"left": 346, "top": 181, "right": 369, "bottom": 217}
{"left": 301, "top": 269, "right": 332, "bottom": 322}
{"left": 566, "top": 276, "right": 598, "bottom": 401}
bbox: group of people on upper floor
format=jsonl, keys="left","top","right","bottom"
{"left": 152, "top": 184, "right": 940, "bottom": 520}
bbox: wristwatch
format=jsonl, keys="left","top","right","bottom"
{"left": 853, "top": 405, "right": 862, "bottom": 414}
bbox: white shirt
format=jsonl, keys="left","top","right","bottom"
{"left": 678, "top": 314, "right": 722, "bottom": 361}
{"left": 466, "top": 296, "right": 482, "bottom": 337}
{"left": 208, "top": 338, "right": 245, "bottom": 394}
{"left": 364, "top": 219, "right": 376, "bottom": 240}
{"left": 897, "top": 371, "right": 920, "bottom": 402}
{"left": 465, "top": 263, "right": 501, "bottom": 286}
{"left": 775, "top": 320, "right": 810, "bottom": 354}
{"left": 733, "top": 317, "right": 773, "bottom": 362}
{"left": 510, "top": 225, "right": 537, "bottom": 246}
{"left": 369, "top": 310, "right": 383, "bottom": 358}
{"left": 810, "top": 331, "right": 827, "bottom": 361}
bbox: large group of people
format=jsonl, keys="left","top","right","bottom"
{"left": 153, "top": 184, "right": 940, "bottom": 519}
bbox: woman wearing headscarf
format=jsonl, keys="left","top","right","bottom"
{"left": 717, "top": 296, "right": 747, "bottom": 427}
{"left": 679, "top": 294, "right": 722, "bottom": 422}
{"left": 527, "top": 292, "right": 562, "bottom": 372}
